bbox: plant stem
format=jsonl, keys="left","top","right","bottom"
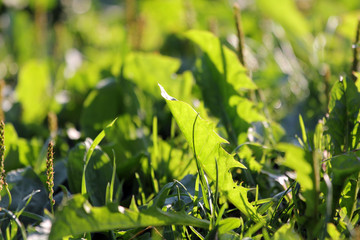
{"left": 0, "top": 120, "right": 9, "bottom": 206}
{"left": 351, "top": 19, "right": 360, "bottom": 81}
{"left": 46, "top": 141, "right": 55, "bottom": 214}
{"left": 233, "top": 3, "right": 246, "bottom": 67}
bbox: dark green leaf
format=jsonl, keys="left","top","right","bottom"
{"left": 326, "top": 77, "right": 360, "bottom": 154}
{"left": 80, "top": 78, "right": 123, "bottom": 138}
{"left": 0, "top": 168, "right": 48, "bottom": 225}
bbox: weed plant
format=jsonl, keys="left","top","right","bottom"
{"left": 0, "top": 1, "right": 359, "bottom": 239}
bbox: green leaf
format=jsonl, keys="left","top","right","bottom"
{"left": 185, "top": 30, "right": 256, "bottom": 91}
{"left": 0, "top": 168, "right": 48, "bottom": 226}
{"left": 140, "top": 0, "right": 188, "bottom": 50}
{"left": 277, "top": 143, "right": 316, "bottom": 217}
{"left": 273, "top": 223, "right": 301, "bottom": 240}
{"left": 49, "top": 194, "right": 209, "bottom": 240}
{"left": 185, "top": 30, "right": 264, "bottom": 144}
{"left": 339, "top": 179, "right": 357, "bottom": 221}
{"left": 85, "top": 142, "right": 119, "bottom": 206}
{"left": 3, "top": 123, "right": 42, "bottom": 171}
{"left": 255, "top": 0, "right": 309, "bottom": 38}
{"left": 218, "top": 217, "right": 241, "bottom": 234}
{"left": 16, "top": 60, "right": 51, "bottom": 124}
{"left": 123, "top": 52, "right": 181, "bottom": 98}
{"left": 326, "top": 77, "right": 360, "bottom": 154}
{"left": 80, "top": 79, "right": 123, "bottom": 138}
{"left": 326, "top": 223, "right": 341, "bottom": 240}
{"left": 81, "top": 118, "right": 118, "bottom": 197}
{"left": 159, "top": 84, "right": 262, "bottom": 222}
{"left": 67, "top": 143, "right": 86, "bottom": 194}
{"left": 331, "top": 153, "right": 360, "bottom": 178}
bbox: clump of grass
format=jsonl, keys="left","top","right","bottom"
{"left": 46, "top": 141, "right": 55, "bottom": 214}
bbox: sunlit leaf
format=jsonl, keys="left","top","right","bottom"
{"left": 16, "top": 60, "right": 51, "bottom": 124}
{"left": 273, "top": 223, "right": 301, "bottom": 240}
{"left": 159, "top": 84, "right": 262, "bottom": 222}
{"left": 185, "top": 30, "right": 264, "bottom": 144}
{"left": 255, "top": 0, "right": 309, "bottom": 38}
{"left": 123, "top": 52, "right": 181, "bottom": 98}
{"left": 49, "top": 194, "right": 209, "bottom": 239}
{"left": 277, "top": 143, "right": 316, "bottom": 217}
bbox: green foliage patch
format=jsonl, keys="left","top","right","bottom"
{"left": 0, "top": 0, "right": 359, "bottom": 239}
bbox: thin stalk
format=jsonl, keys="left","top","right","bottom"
{"left": 351, "top": 19, "right": 360, "bottom": 81}
{"left": 47, "top": 112, "right": 58, "bottom": 139}
{"left": 233, "top": 3, "right": 246, "bottom": 67}
{"left": 151, "top": 117, "right": 159, "bottom": 193}
{"left": 0, "top": 80, "right": 5, "bottom": 122}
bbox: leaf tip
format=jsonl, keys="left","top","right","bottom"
{"left": 158, "top": 83, "right": 177, "bottom": 101}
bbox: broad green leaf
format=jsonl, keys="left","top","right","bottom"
{"left": 337, "top": 12, "right": 360, "bottom": 40}
{"left": 273, "top": 223, "right": 301, "bottom": 240}
{"left": 185, "top": 30, "right": 256, "bottom": 91}
{"left": 85, "top": 143, "right": 119, "bottom": 206}
{"left": 331, "top": 153, "right": 360, "bottom": 177}
{"left": 3, "top": 123, "right": 42, "bottom": 171}
{"left": 123, "top": 52, "right": 181, "bottom": 98}
{"left": 185, "top": 30, "right": 264, "bottom": 144}
{"left": 12, "top": 12, "right": 36, "bottom": 64}
{"left": 80, "top": 78, "right": 123, "bottom": 138}
{"left": 159, "top": 84, "right": 262, "bottom": 222}
{"left": 140, "top": 0, "right": 187, "bottom": 50}
{"left": 218, "top": 217, "right": 241, "bottom": 234}
{"left": 326, "top": 223, "right": 341, "bottom": 240}
{"left": 81, "top": 118, "right": 118, "bottom": 197}
{"left": 277, "top": 143, "right": 316, "bottom": 217}
{"left": 326, "top": 77, "right": 360, "bottom": 154}
{"left": 67, "top": 143, "right": 87, "bottom": 194}
{"left": 102, "top": 114, "right": 151, "bottom": 180}
{"left": 3, "top": 123, "right": 22, "bottom": 171}
{"left": 68, "top": 140, "right": 119, "bottom": 206}
{"left": 49, "top": 194, "right": 209, "bottom": 239}
{"left": 0, "top": 168, "right": 48, "bottom": 226}
{"left": 330, "top": 153, "right": 360, "bottom": 215}
{"left": 16, "top": 60, "right": 51, "bottom": 124}
{"left": 150, "top": 137, "right": 196, "bottom": 183}
{"left": 255, "top": 0, "right": 309, "bottom": 38}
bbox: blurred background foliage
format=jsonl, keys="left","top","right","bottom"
{"left": 0, "top": 0, "right": 359, "bottom": 187}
